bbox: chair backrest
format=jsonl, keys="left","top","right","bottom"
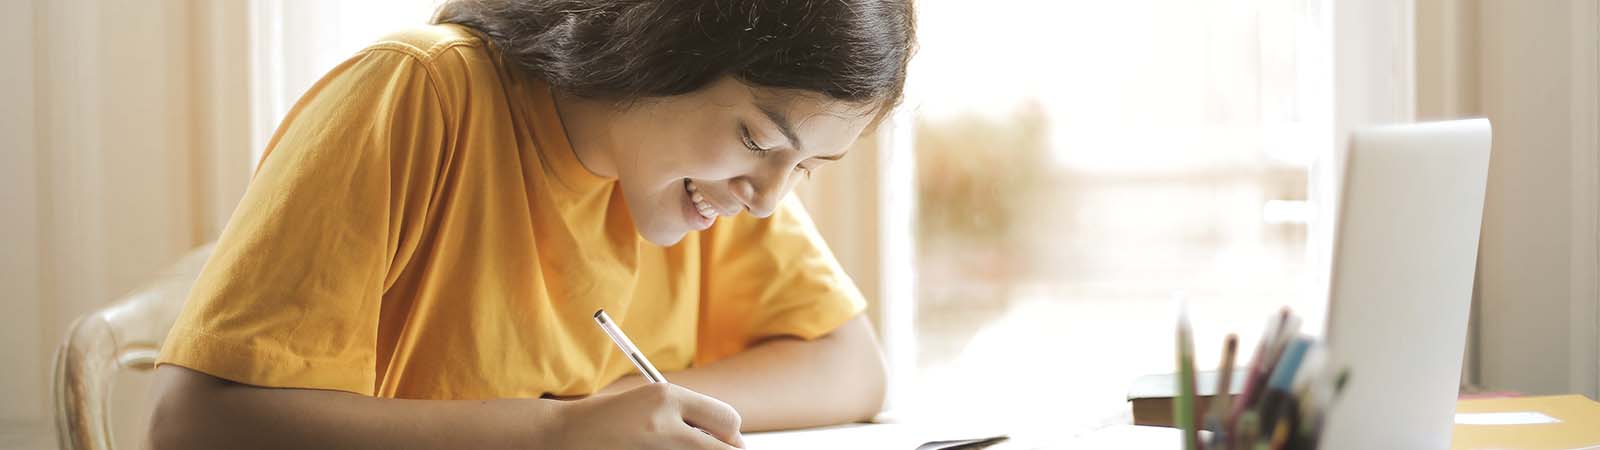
{"left": 53, "top": 244, "right": 215, "bottom": 450}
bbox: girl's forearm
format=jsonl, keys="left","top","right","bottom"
{"left": 603, "top": 314, "right": 888, "bottom": 432}
{"left": 148, "top": 365, "right": 564, "bottom": 450}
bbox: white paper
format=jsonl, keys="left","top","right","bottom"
{"left": 1453, "top": 411, "right": 1561, "bottom": 425}
{"left": 744, "top": 423, "right": 1185, "bottom": 450}
{"left": 1041, "top": 426, "right": 1186, "bottom": 449}
{"left": 743, "top": 423, "right": 1004, "bottom": 450}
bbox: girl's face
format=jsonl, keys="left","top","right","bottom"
{"left": 602, "top": 77, "right": 874, "bottom": 246}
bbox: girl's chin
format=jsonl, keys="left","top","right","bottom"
{"left": 622, "top": 183, "right": 708, "bottom": 246}
{"left": 637, "top": 225, "right": 688, "bottom": 247}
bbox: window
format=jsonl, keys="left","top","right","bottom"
{"left": 895, "top": 0, "right": 1323, "bottom": 430}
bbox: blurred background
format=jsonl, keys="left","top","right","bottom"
{"left": 3, "top": 0, "right": 1597, "bottom": 448}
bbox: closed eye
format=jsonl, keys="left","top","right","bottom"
{"left": 740, "top": 125, "right": 772, "bottom": 154}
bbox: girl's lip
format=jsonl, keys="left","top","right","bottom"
{"left": 685, "top": 179, "right": 737, "bottom": 216}
{"left": 682, "top": 180, "right": 714, "bottom": 230}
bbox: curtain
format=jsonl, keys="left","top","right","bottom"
{"left": 2, "top": 1, "right": 251, "bottom": 447}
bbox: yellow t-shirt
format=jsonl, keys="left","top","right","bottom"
{"left": 157, "top": 24, "right": 865, "bottom": 399}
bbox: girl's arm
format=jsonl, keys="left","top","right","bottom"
{"left": 147, "top": 365, "right": 745, "bottom": 450}
{"left": 601, "top": 314, "right": 888, "bottom": 432}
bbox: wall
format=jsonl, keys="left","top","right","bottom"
{"left": 1417, "top": 0, "right": 1600, "bottom": 398}
{"left": 1474, "top": 0, "right": 1599, "bottom": 398}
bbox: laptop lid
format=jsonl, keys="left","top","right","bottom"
{"left": 1320, "top": 119, "right": 1492, "bottom": 450}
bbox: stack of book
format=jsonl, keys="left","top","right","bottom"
{"left": 1172, "top": 307, "right": 1348, "bottom": 450}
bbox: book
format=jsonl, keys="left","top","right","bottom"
{"left": 1127, "top": 369, "right": 1247, "bottom": 427}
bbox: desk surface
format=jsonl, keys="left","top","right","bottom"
{"left": 744, "top": 395, "right": 1600, "bottom": 449}
{"left": 1452, "top": 395, "right": 1600, "bottom": 450}
{"left": 743, "top": 423, "right": 1184, "bottom": 450}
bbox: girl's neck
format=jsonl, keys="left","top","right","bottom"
{"left": 550, "top": 90, "right": 620, "bottom": 178}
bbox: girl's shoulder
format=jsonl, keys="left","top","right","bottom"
{"left": 364, "top": 24, "right": 488, "bottom": 64}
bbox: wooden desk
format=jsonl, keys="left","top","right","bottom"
{"left": 743, "top": 423, "right": 1184, "bottom": 449}
{"left": 1453, "top": 395, "right": 1600, "bottom": 449}
{"left": 1129, "top": 393, "right": 1600, "bottom": 449}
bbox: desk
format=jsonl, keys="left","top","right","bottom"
{"left": 1128, "top": 393, "right": 1600, "bottom": 449}
{"left": 743, "top": 423, "right": 1186, "bottom": 450}
{"left": 748, "top": 400, "right": 1600, "bottom": 450}
{"left": 1452, "top": 395, "right": 1600, "bottom": 450}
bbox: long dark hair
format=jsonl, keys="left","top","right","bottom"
{"left": 433, "top": 0, "right": 915, "bottom": 114}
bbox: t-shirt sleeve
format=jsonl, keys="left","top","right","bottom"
{"left": 157, "top": 47, "right": 447, "bottom": 395}
{"left": 694, "top": 196, "right": 869, "bottom": 365}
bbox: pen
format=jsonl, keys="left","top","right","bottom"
{"left": 1251, "top": 314, "right": 1302, "bottom": 418}
{"left": 1256, "top": 336, "right": 1311, "bottom": 435}
{"left": 1256, "top": 314, "right": 1300, "bottom": 393}
{"left": 1229, "top": 310, "right": 1283, "bottom": 430}
{"left": 594, "top": 309, "right": 668, "bottom": 383}
{"left": 1207, "top": 334, "right": 1239, "bottom": 448}
{"left": 595, "top": 309, "right": 730, "bottom": 443}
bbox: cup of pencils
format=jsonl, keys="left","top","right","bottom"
{"left": 1175, "top": 305, "right": 1350, "bottom": 450}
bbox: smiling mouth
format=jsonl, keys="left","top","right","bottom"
{"left": 684, "top": 179, "right": 718, "bottom": 220}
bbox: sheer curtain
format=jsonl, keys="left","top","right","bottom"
{"left": 1, "top": 2, "right": 442, "bottom": 447}
{"left": 248, "top": 0, "right": 446, "bottom": 166}
{"left": 3, "top": 1, "right": 252, "bottom": 448}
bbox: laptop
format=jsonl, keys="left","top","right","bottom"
{"left": 1319, "top": 119, "right": 1493, "bottom": 449}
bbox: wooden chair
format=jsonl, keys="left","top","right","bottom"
{"left": 53, "top": 244, "right": 215, "bottom": 450}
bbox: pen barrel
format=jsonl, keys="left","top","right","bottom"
{"left": 594, "top": 309, "right": 669, "bottom": 384}
{"left": 628, "top": 352, "right": 668, "bottom": 383}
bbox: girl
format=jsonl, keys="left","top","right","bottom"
{"left": 149, "top": 0, "right": 915, "bottom": 449}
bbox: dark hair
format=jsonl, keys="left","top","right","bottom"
{"left": 433, "top": 0, "right": 915, "bottom": 115}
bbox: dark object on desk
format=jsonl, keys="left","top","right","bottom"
{"left": 1127, "top": 369, "right": 1245, "bottom": 427}
{"left": 916, "top": 436, "right": 1008, "bottom": 450}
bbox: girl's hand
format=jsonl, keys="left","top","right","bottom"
{"left": 552, "top": 382, "right": 746, "bottom": 449}
{"left": 598, "top": 374, "right": 649, "bottom": 396}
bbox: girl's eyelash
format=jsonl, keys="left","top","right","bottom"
{"left": 740, "top": 123, "right": 810, "bottom": 178}
{"left": 740, "top": 125, "right": 772, "bottom": 154}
